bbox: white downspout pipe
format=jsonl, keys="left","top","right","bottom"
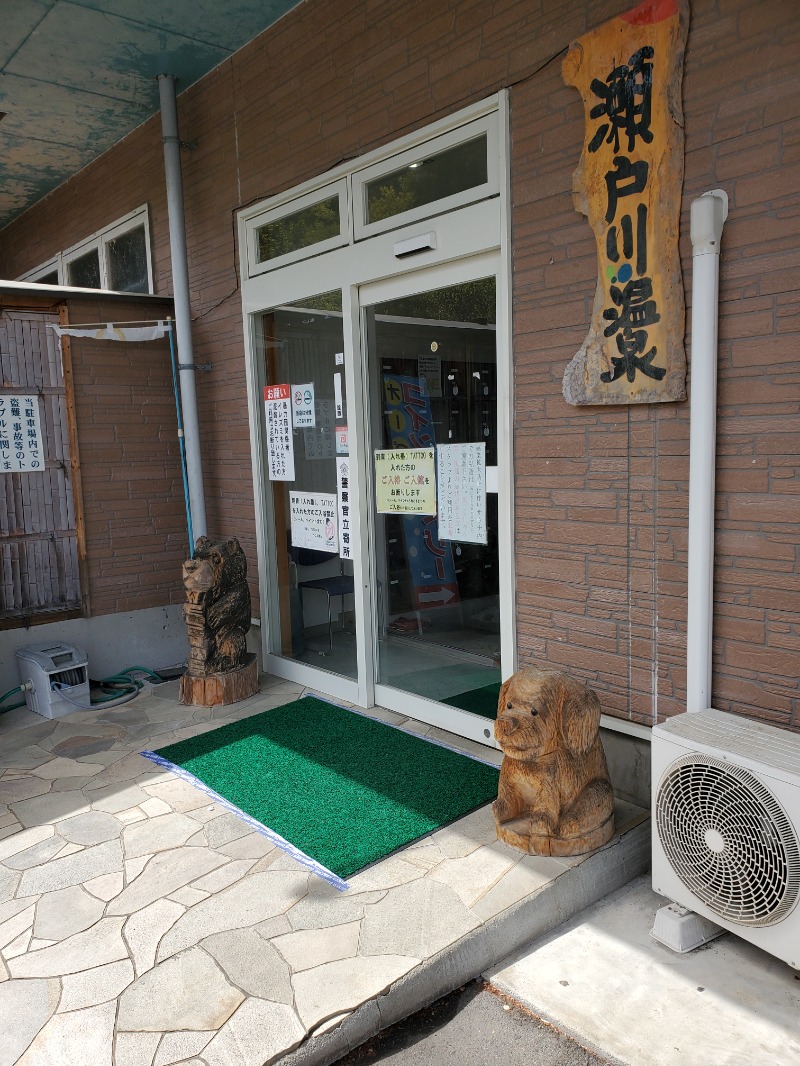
{"left": 686, "top": 189, "right": 728, "bottom": 712}
{"left": 157, "top": 73, "right": 207, "bottom": 543}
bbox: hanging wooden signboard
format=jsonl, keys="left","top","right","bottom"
{"left": 562, "top": 0, "right": 689, "bottom": 406}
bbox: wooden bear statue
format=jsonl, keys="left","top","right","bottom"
{"left": 182, "top": 536, "right": 251, "bottom": 677}
{"left": 493, "top": 668, "right": 615, "bottom": 856}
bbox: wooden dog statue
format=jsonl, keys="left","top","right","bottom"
{"left": 493, "top": 668, "right": 615, "bottom": 856}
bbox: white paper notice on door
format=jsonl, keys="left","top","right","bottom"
{"left": 289, "top": 491, "right": 339, "bottom": 553}
{"left": 436, "top": 442, "right": 487, "bottom": 544}
{"left": 291, "top": 383, "right": 315, "bottom": 428}
{"left": 417, "top": 355, "right": 442, "bottom": 398}
{"left": 336, "top": 458, "right": 353, "bottom": 560}
{"left": 264, "top": 384, "right": 295, "bottom": 481}
{"left": 304, "top": 398, "right": 335, "bottom": 460}
{"left": 333, "top": 372, "right": 344, "bottom": 419}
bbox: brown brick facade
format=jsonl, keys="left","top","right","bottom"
{"left": 65, "top": 299, "right": 187, "bottom": 618}
{"left": 0, "top": 0, "right": 797, "bottom": 729}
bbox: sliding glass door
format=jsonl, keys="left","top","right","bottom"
{"left": 255, "top": 290, "right": 359, "bottom": 686}
{"left": 239, "top": 97, "right": 514, "bottom": 741}
{"left": 362, "top": 271, "right": 503, "bottom": 740}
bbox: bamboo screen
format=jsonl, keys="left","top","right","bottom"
{"left": 0, "top": 311, "right": 82, "bottom": 624}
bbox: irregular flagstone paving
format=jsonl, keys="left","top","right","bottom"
{"left": 0, "top": 675, "right": 648, "bottom": 1066}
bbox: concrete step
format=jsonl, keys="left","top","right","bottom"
{"left": 284, "top": 801, "right": 650, "bottom": 1066}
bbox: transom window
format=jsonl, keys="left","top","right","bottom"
{"left": 241, "top": 105, "right": 500, "bottom": 277}
{"left": 18, "top": 206, "right": 154, "bottom": 294}
{"left": 353, "top": 115, "right": 497, "bottom": 240}
{"left": 364, "top": 135, "right": 488, "bottom": 225}
{"left": 246, "top": 181, "right": 348, "bottom": 276}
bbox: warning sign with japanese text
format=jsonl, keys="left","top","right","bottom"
{"left": 0, "top": 394, "right": 44, "bottom": 473}
{"left": 374, "top": 449, "right": 436, "bottom": 515}
{"left": 264, "top": 383, "right": 295, "bottom": 481}
{"left": 289, "top": 491, "right": 338, "bottom": 554}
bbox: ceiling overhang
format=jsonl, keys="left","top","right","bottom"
{"left": 0, "top": 0, "right": 301, "bottom": 230}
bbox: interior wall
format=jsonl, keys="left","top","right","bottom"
{"left": 0, "top": 0, "right": 797, "bottom": 730}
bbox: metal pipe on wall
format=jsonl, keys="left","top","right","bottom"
{"left": 157, "top": 73, "right": 207, "bottom": 544}
{"left": 686, "top": 189, "right": 728, "bottom": 713}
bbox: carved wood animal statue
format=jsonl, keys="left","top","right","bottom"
{"left": 493, "top": 667, "right": 615, "bottom": 856}
{"left": 182, "top": 537, "right": 251, "bottom": 677}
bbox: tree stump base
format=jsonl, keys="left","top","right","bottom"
{"left": 179, "top": 653, "right": 259, "bottom": 707}
{"left": 494, "top": 811, "right": 615, "bottom": 857}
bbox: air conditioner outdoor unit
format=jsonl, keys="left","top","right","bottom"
{"left": 652, "top": 708, "right": 800, "bottom": 969}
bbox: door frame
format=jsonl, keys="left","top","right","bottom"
{"left": 357, "top": 253, "right": 514, "bottom": 745}
{"left": 238, "top": 94, "right": 516, "bottom": 742}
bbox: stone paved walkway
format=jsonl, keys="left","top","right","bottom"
{"left": 0, "top": 676, "right": 648, "bottom": 1066}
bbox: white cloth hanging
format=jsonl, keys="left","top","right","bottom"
{"left": 48, "top": 321, "right": 170, "bottom": 342}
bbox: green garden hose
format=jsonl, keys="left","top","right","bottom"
{"left": 52, "top": 665, "right": 166, "bottom": 710}
{"left": 2, "top": 665, "right": 167, "bottom": 716}
{"left": 0, "top": 685, "right": 27, "bottom": 714}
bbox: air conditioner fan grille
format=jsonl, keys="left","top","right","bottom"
{"left": 656, "top": 753, "right": 800, "bottom": 927}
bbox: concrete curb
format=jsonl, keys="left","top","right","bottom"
{"left": 282, "top": 813, "right": 651, "bottom": 1066}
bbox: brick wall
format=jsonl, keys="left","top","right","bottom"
{"left": 0, "top": 0, "right": 797, "bottom": 729}
{"left": 65, "top": 299, "right": 187, "bottom": 617}
{"left": 511, "top": 0, "right": 800, "bottom": 729}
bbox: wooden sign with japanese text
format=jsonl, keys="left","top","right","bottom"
{"left": 562, "top": 0, "right": 689, "bottom": 405}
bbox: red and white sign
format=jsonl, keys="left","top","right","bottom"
{"left": 264, "top": 383, "right": 295, "bottom": 481}
{"left": 264, "top": 384, "right": 290, "bottom": 402}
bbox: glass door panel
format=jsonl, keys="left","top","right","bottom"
{"left": 256, "top": 290, "right": 357, "bottom": 679}
{"left": 365, "top": 277, "right": 502, "bottom": 720}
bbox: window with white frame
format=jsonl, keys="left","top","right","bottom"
{"left": 18, "top": 206, "right": 154, "bottom": 294}
{"left": 241, "top": 103, "right": 501, "bottom": 278}
{"left": 19, "top": 258, "right": 60, "bottom": 286}
{"left": 352, "top": 114, "right": 499, "bottom": 240}
{"left": 245, "top": 180, "right": 349, "bottom": 278}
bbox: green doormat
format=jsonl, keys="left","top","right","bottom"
{"left": 142, "top": 696, "right": 498, "bottom": 889}
{"left": 441, "top": 681, "right": 502, "bottom": 720}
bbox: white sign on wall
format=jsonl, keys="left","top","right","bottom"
{"left": 264, "top": 384, "right": 295, "bottom": 481}
{"left": 290, "top": 491, "right": 339, "bottom": 554}
{"left": 0, "top": 394, "right": 44, "bottom": 473}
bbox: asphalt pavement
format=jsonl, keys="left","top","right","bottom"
{"left": 334, "top": 980, "right": 613, "bottom": 1066}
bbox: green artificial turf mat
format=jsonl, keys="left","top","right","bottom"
{"left": 441, "top": 681, "right": 502, "bottom": 720}
{"left": 150, "top": 696, "right": 499, "bottom": 881}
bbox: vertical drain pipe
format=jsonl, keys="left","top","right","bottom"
{"left": 686, "top": 189, "right": 728, "bottom": 713}
{"left": 158, "top": 73, "right": 207, "bottom": 544}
